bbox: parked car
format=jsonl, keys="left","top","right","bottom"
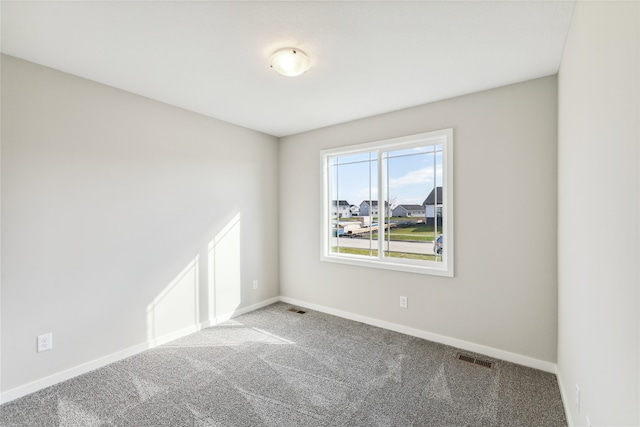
{"left": 434, "top": 234, "right": 443, "bottom": 255}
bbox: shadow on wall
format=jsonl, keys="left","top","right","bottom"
{"left": 146, "top": 213, "right": 242, "bottom": 344}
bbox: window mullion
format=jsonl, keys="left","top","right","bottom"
{"left": 377, "top": 149, "right": 385, "bottom": 260}
{"left": 335, "top": 158, "right": 340, "bottom": 252}
{"left": 368, "top": 151, "right": 373, "bottom": 257}
{"left": 326, "top": 157, "right": 333, "bottom": 256}
{"left": 433, "top": 146, "right": 438, "bottom": 261}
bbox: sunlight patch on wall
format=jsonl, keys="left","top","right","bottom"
{"left": 208, "top": 213, "right": 242, "bottom": 322}
{"left": 146, "top": 256, "right": 200, "bottom": 344}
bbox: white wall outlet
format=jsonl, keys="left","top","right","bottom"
{"left": 586, "top": 415, "right": 591, "bottom": 427}
{"left": 252, "top": 280, "right": 258, "bottom": 290}
{"left": 399, "top": 296, "right": 408, "bottom": 308}
{"left": 37, "top": 333, "right": 53, "bottom": 352}
{"left": 575, "top": 383, "right": 580, "bottom": 412}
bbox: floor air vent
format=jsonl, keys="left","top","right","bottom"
{"left": 456, "top": 353, "right": 495, "bottom": 369}
{"left": 287, "top": 307, "right": 306, "bottom": 314}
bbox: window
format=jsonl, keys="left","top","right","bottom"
{"left": 321, "top": 129, "right": 453, "bottom": 276}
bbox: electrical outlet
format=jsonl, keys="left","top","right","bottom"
{"left": 575, "top": 384, "right": 580, "bottom": 412}
{"left": 586, "top": 415, "right": 591, "bottom": 427}
{"left": 399, "top": 296, "right": 408, "bottom": 308}
{"left": 252, "top": 280, "right": 258, "bottom": 290}
{"left": 37, "top": 333, "right": 53, "bottom": 352}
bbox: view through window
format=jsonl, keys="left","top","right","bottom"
{"left": 321, "top": 129, "right": 453, "bottom": 276}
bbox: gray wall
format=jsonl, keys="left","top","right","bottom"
{"left": 1, "top": 55, "right": 280, "bottom": 394}
{"left": 557, "top": 2, "right": 639, "bottom": 426}
{"left": 279, "top": 76, "right": 558, "bottom": 364}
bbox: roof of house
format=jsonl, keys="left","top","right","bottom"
{"left": 360, "top": 200, "right": 389, "bottom": 207}
{"left": 395, "top": 204, "right": 425, "bottom": 210}
{"left": 332, "top": 200, "right": 351, "bottom": 206}
{"left": 422, "top": 187, "right": 443, "bottom": 205}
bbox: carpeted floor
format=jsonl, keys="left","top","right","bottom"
{"left": 0, "top": 302, "right": 567, "bottom": 426}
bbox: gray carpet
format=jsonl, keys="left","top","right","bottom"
{"left": 0, "top": 302, "right": 567, "bottom": 426}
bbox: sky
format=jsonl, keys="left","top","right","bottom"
{"left": 330, "top": 146, "right": 443, "bottom": 207}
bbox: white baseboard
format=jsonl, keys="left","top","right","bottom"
{"left": 555, "top": 366, "right": 575, "bottom": 426}
{"left": 2, "top": 294, "right": 556, "bottom": 404}
{"left": 0, "top": 340, "right": 151, "bottom": 404}
{"left": 0, "top": 296, "right": 280, "bottom": 404}
{"left": 148, "top": 324, "right": 201, "bottom": 348}
{"left": 279, "top": 296, "right": 557, "bottom": 374}
{"left": 214, "top": 297, "right": 280, "bottom": 324}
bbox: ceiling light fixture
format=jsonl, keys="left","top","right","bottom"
{"left": 270, "top": 48, "right": 310, "bottom": 77}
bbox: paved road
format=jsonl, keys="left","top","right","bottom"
{"left": 331, "top": 237, "right": 435, "bottom": 255}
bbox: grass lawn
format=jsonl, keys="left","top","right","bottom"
{"left": 331, "top": 247, "right": 438, "bottom": 261}
{"left": 371, "top": 224, "right": 440, "bottom": 241}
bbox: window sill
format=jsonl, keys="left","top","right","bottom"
{"left": 321, "top": 253, "right": 453, "bottom": 277}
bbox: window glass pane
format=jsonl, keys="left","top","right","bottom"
{"left": 330, "top": 155, "right": 377, "bottom": 257}
{"left": 336, "top": 152, "right": 377, "bottom": 165}
{"left": 385, "top": 145, "right": 435, "bottom": 159}
{"left": 379, "top": 146, "right": 445, "bottom": 263}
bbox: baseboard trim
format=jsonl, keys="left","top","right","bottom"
{"left": 0, "top": 296, "right": 280, "bottom": 404}
{"left": 555, "top": 366, "right": 575, "bottom": 426}
{"left": 0, "top": 340, "right": 151, "bottom": 404}
{"left": 215, "top": 297, "right": 280, "bottom": 324}
{"left": 2, "top": 294, "right": 556, "bottom": 404}
{"left": 148, "top": 324, "right": 201, "bottom": 348}
{"left": 279, "top": 296, "right": 557, "bottom": 373}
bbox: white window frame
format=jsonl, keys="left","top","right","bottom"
{"left": 320, "top": 129, "right": 454, "bottom": 277}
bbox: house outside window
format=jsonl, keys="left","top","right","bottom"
{"left": 321, "top": 129, "right": 454, "bottom": 277}
{"left": 423, "top": 187, "right": 444, "bottom": 226}
{"left": 331, "top": 200, "right": 351, "bottom": 218}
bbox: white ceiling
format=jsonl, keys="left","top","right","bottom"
{"left": 1, "top": 1, "right": 575, "bottom": 137}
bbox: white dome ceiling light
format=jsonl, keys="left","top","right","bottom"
{"left": 270, "top": 48, "right": 310, "bottom": 77}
